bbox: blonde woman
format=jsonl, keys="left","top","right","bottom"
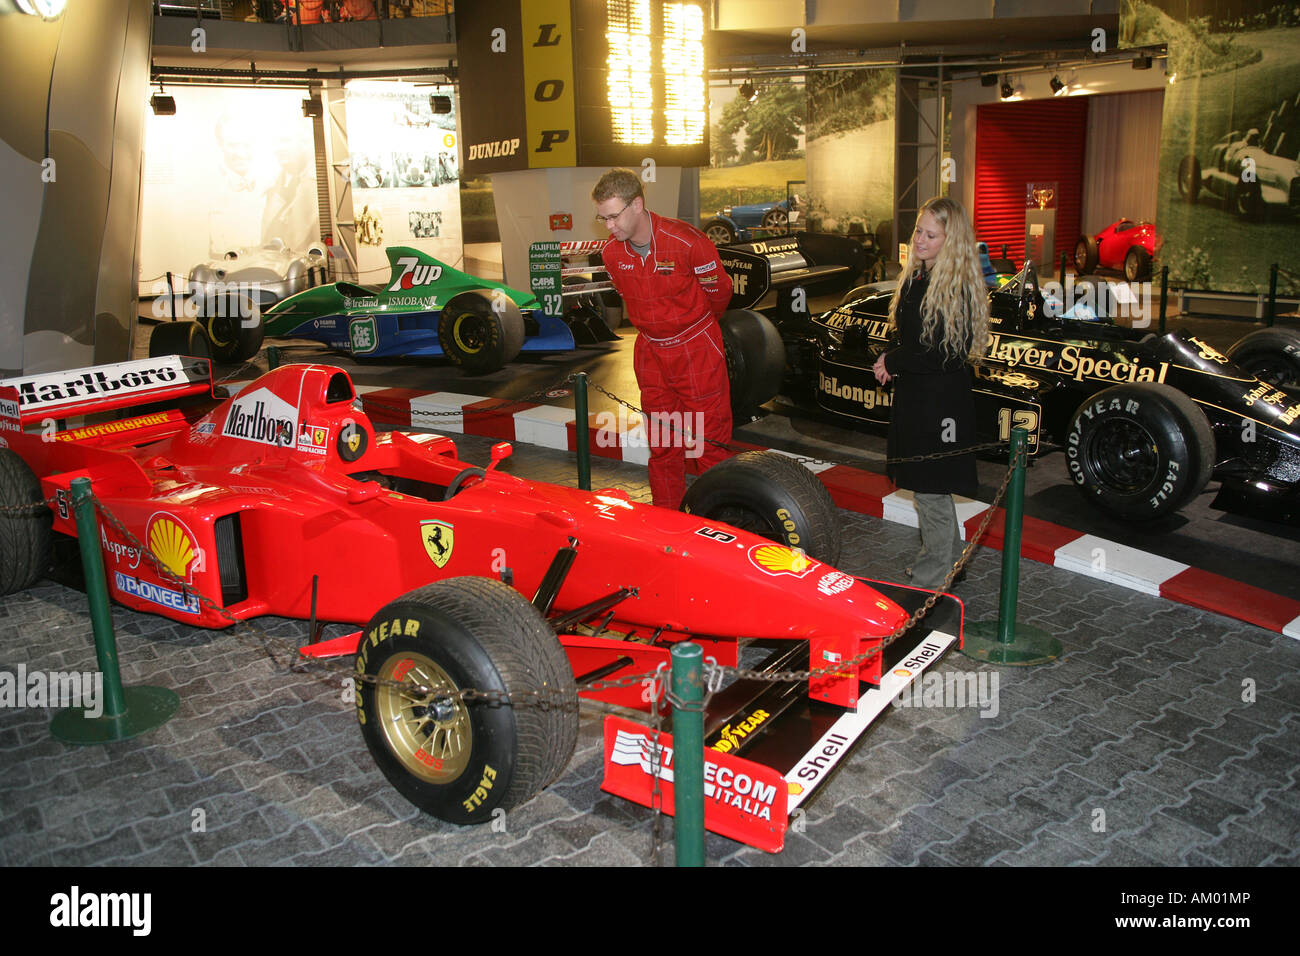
{"left": 872, "top": 197, "right": 990, "bottom": 590}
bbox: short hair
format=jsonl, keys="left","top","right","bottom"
{"left": 592, "top": 168, "right": 643, "bottom": 204}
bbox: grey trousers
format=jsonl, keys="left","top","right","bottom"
{"left": 910, "top": 492, "right": 962, "bottom": 590}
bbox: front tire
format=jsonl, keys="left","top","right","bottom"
{"left": 704, "top": 219, "right": 736, "bottom": 245}
{"left": 682, "top": 450, "right": 841, "bottom": 565}
{"left": 148, "top": 320, "right": 212, "bottom": 360}
{"left": 761, "top": 208, "right": 789, "bottom": 231}
{"left": 438, "top": 290, "right": 525, "bottom": 373}
{"left": 1234, "top": 180, "right": 1263, "bottom": 219}
{"left": 1124, "top": 246, "right": 1152, "bottom": 282}
{"left": 355, "top": 577, "right": 577, "bottom": 825}
{"left": 0, "top": 450, "right": 52, "bottom": 595}
{"left": 1226, "top": 327, "right": 1300, "bottom": 388}
{"left": 200, "top": 293, "right": 264, "bottom": 363}
{"left": 1065, "top": 383, "right": 1213, "bottom": 520}
{"left": 1178, "top": 155, "right": 1201, "bottom": 203}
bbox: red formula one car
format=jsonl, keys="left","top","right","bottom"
{"left": 0, "top": 354, "right": 960, "bottom": 851}
{"left": 1073, "top": 218, "right": 1160, "bottom": 281}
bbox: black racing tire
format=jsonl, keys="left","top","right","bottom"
{"left": 681, "top": 450, "right": 841, "bottom": 565}
{"left": 1074, "top": 235, "right": 1099, "bottom": 275}
{"left": 838, "top": 285, "right": 871, "bottom": 308}
{"left": 355, "top": 577, "right": 577, "bottom": 825}
{"left": 704, "top": 219, "right": 736, "bottom": 245}
{"left": 438, "top": 290, "right": 525, "bottom": 373}
{"left": 199, "top": 293, "right": 264, "bottom": 363}
{"left": 1234, "top": 180, "right": 1263, "bottom": 219}
{"left": 1226, "top": 327, "right": 1300, "bottom": 388}
{"left": 148, "top": 320, "right": 212, "bottom": 360}
{"left": 1124, "top": 246, "right": 1153, "bottom": 282}
{"left": 0, "top": 450, "right": 51, "bottom": 595}
{"left": 719, "top": 308, "right": 785, "bottom": 417}
{"left": 1065, "top": 383, "right": 1214, "bottom": 521}
{"left": 1178, "top": 155, "right": 1201, "bottom": 203}
{"left": 761, "top": 208, "right": 789, "bottom": 231}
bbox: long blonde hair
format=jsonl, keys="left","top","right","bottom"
{"left": 887, "top": 196, "right": 990, "bottom": 362}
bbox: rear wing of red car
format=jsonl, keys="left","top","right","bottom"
{"left": 0, "top": 355, "right": 215, "bottom": 431}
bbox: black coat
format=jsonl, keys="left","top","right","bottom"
{"left": 882, "top": 271, "right": 979, "bottom": 497}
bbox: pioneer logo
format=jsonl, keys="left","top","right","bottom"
{"left": 222, "top": 388, "right": 296, "bottom": 447}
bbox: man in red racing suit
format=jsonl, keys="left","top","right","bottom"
{"left": 592, "top": 169, "right": 733, "bottom": 509}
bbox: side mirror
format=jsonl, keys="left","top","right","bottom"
{"left": 487, "top": 441, "right": 513, "bottom": 471}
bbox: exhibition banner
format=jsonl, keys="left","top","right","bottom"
{"left": 345, "top": 80, "right": 464, "bottom": 281}
{"left": 1126, "top": 0, "right": 1300, "bottom": 294}
{"left": 138, "top": 86, "right": 320, "bottom": 290}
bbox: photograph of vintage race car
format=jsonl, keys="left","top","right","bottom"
{"left": 702, "top": 197, "right": 801, "bottom": 245}
{"left": 1073, "top": 218, "right": 1160, "bottom": 281}
{"left": 0, "top": 355, "right": 960, "bottom": 852}
{"left": 774, "top": 260, "right": 1300, "bottom": 524}
{"left": 1177, "top": 125, "right": 1300, "bottom": 219}
{"left": 256, "top": 246, "right": 619, "bottom": 373}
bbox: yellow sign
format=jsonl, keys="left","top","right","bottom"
{"left": 521, "top": 0, "right": 576, "bottom": 167}
{"left": 421, "top": 520, "right": 454, "bottom": 568}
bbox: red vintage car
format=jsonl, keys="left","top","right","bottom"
{"left": 1073, "top": 218, "right": 1160, "bottom": 281}
{"left": 0, "top": 352, "right": 961, "bottom": 852}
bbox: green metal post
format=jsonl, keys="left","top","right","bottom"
{"left": 574, "top": 371, "right": 591, "bottom": 491}
{"left": 670, "top": 641, "right": 705, "bottom": 867}
{"left": 1266, "top": 263, "right": 1277, "bottom": 327}
{"left": 961, "top": 428, "right": 1062, "bottom": 666}
{"left": 72, "top": 477, "right": 125, "bottom": 719}
{"left": 267, "top": 345, "right": 282, "bottom": 369}
{"left": 1158, "top": 265, "right": 1168, "bottom": 335}
{"left": 51, "top": 478, "right": 179, "bottom": 744}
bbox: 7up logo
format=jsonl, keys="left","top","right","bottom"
{"left": 388, "top": 257, "right": 443, "bottom": 291}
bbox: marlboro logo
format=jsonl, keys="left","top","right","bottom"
{"left": 1, "top": 358, "right": 186, "bottom": 410}
{"left": 221, "top": 387, "right": 296, "bottom": 447}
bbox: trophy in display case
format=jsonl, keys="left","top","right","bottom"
{"left": 1024, "top": 181, "right": 1057, "bottom": 277}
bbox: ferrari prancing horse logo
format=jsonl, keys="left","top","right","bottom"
{"left": 421, "top": 519, "right": 454, "bottom": 568}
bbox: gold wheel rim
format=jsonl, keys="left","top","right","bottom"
{"left": 452, "top": 313, "right": 485, "bottom": 354}
{"left": 376, "top": 651, "right": 472, "bottom": 783}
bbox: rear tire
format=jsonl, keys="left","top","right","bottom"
{"left": 355, "top": 577, "right": 577, "bottom": 825}
{"left": 199, "top": 293, "right": 264, "bottom": 363}
{"left": 1074, "top": 235, "right": 1099, "bottom": 274}
{"left": 704, "top": 219, "right": 736, "bottom": 245}
{"left": 719, "top": 308, "right": 785, "bottom": 417}
{"left": 0, "top": 450, "right": 51, "bottom": 595}
{"left": 1065, "top": 383, "right": 1214, "bottom": 520}
{"left": 682, "top": 450, "right": 841, "bottom": 565}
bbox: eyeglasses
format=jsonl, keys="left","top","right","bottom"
{"left": 595, "top": 201, "right": 632, "bottom": 225}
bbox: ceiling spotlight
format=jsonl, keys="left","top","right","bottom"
{"left": 150, "top": 83, "right": 176, "bottom": 116}
{"left": 1000, "top": 77, "right": 1014, "bottom": 99}
{"left": 980, "top": 73, "right": 998, "bottom": 87}
{"left": 1132, "top": 54, "right": 1152, "bottom": 70}
{"left": 301, "top": 96, "right": 323, "bottom": 118}
{"left": 1050, "top": 74, "right": 1066, "bottom": 95}
{"left": 739, "top": 80, "right": 757, "bottom": 103}
{"left": 430, "top": 94, "right": 452, "bottom": 114}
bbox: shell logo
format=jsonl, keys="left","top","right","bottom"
{"left": 748, "top": 543, "right": 816, "bottom": 578}
{"left": 146, "top": 513, "right": 201, "bottom": 583}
